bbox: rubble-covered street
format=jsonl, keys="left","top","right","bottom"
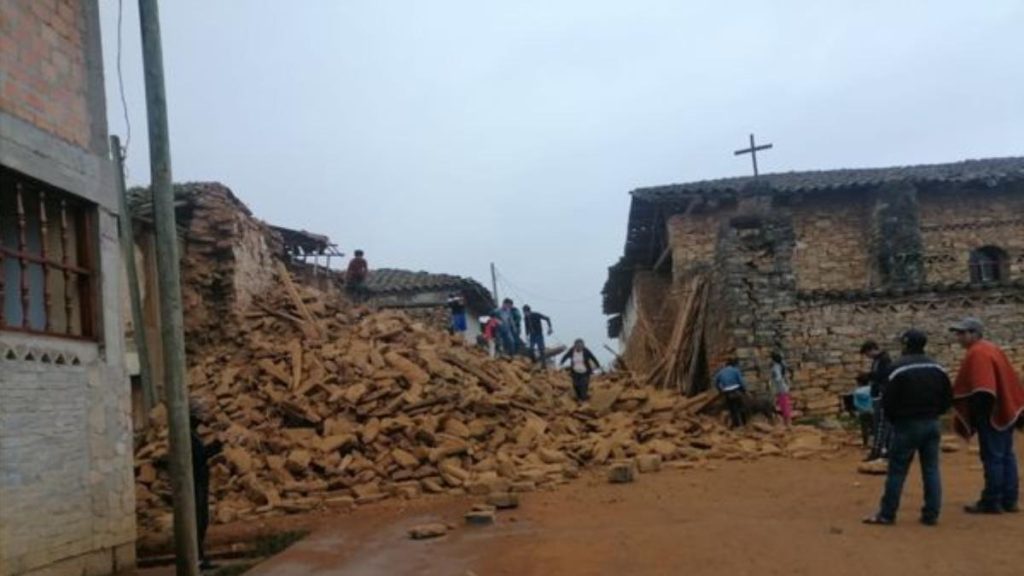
{"left": 134, "top": 446, "right": 1022, "bottom": 576}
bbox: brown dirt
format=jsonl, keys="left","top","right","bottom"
{"left": 178, "top": 441, "right": 1024, "bottom": 576}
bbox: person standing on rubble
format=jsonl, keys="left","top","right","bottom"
{"left": 447, "top": 293, "right": 468, "bottom": 341}
{"left": 560, "top": 339, "right": 600, "bottom": 401}
{"left": 863, "top": 329, "right": 951, "bottom": 526}
{"left": 509, "top": 299, "right": 524, "bottom": 350}
{"left": 860, "top": 340, "right": 894, "bottom": 462}
{"left": 949, "top": 317, "right": 1024, "bottom": 515}
{"left": 522, "top": 305, "right": 553, "bottom": 365}
{"left": 495, "top": 299, "right": 520, "bottom": 356}
{"left": 482, "top": 315, "right": 501, "bottom": 358}
{"left": 714, "top": 358, "right": 748, "bottom": 428}
{"left": 190, "top": 399, "right": 223, "bottom": 570}
{"left": 346, "top": 249, "right": 369, "bottom": 300}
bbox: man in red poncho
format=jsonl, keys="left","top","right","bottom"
{"left": 950, "top": 317, "right": 1024, "bottom": 514}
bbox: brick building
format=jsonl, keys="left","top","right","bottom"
{"left": 604, "top": 158, "right": 1024, "bottom": 415}
{"left": 1, "top": 1, "right": 135, "bottom": 575}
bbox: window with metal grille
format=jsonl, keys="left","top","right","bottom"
{"left": 969, "top": 246, "right": 1009, "bottom": 285}
{"left": 1, "top": 166, "right": 98, "bottom": 339}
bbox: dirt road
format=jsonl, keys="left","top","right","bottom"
{"left": 236, "top": 443, "right": 1022, "bottom": 576}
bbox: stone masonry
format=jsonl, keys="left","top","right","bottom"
{"left": 606, "top": 159, "right": 1024, "bottom": 416}
{"left": 1, "top": 2, "right": 135, "bottom": 575}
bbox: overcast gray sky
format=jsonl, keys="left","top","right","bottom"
{"left": 100, "top": 1, "right": 1024, "bottom": 359}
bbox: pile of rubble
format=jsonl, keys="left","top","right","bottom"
{"left": 134, "top": 265, "right": 845, "bottom": 536}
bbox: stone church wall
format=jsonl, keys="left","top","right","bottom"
{"left": 641, "top": 180, "right": 1024, "bottom": 414}
{"left": 781, "top": 287, "right": 1024, "bottom": 415}
{"left": 790, "top": 193, "right": 874, "bottom": 291}
{"left": 666, "top": 212, "right": 719, "bottom": 282}
{"left": 919, "top": 186, "right": 1024, "bottom": 284}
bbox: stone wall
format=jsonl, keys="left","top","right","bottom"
{"left": 781, "top": 286, "right": 1024, "bottom": 415}
{"left": 666, "top": 212, "right": 718, "bottom": 282}
{"left": 629, "top": 179, "right": 1024, "bottom": 413}
{"left": 919, "top": 185, "right": 1024, "bottom": 284}
{"left": 712, "top": 204, "right": 796, "bottom": 387}
{"left": 790, "top": 193, "right": 873, "bottom": 291}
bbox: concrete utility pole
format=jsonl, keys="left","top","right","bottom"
{"left": 137, "top": 1, "right": 199, "bottom": 574}
{"left": 490, "top": 262, "right": 499, "bottom": 305}
{"left": 111, "top": 135, "right": 155, "bottom": 413}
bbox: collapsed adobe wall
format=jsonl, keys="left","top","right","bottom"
{"left": 176, "top": 183, "right": 283, "bottom": 350}
{"left": 130, "top": 183, "right": 286, "bottom": 360}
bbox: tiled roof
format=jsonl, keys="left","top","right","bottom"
{"left": 365, "top": 268, "right": 495, "bottom": 310}
{"left": 632, "top": 157, "right": 1024, "bottom": 200}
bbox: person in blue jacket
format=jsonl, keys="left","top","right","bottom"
{"left": 714, "top": 358, "right": 748, "bottom": 428}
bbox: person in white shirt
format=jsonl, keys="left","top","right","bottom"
{"left": 560, "top": 339, "right": 600, "bottom": 402}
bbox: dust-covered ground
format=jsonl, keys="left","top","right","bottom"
{"left": 178, "top": 440, "right": 1024, "bottom": 576}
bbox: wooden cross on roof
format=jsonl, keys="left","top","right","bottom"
{"left": 734, "top": 133, "right": 773, "bottom": 178}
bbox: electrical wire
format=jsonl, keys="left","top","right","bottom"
{"left": 493, "top": 270, "right": 571, "bottom": 349}
{"left": 494, "top": 268, "right": 598, "bottom": 305}
{"left": 116, "top": 0, "right": 132, "bottom": 160}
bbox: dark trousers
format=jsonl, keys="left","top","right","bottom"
{"left": 878, "top": 419, "right": 942, "bottom": 522}
{"left": 869, "top": 399, "right": 892, "bottom": 459}
{"left": 571, "top": 372, "right": 590, "bottom": 401}
{"left": 528, "top": 333, "right": 545, "bottom": 363}
{"left": 725, "top": 391, "right": 746, "bottom": 428}
{"left": 346, "top": 282, "right": 368, "bottom": 303}
{"left": 196, "top": 480, "right": 210, "bottom": 561}
{"left": 976, "top": 418, "right": 1020, "bottom": 509}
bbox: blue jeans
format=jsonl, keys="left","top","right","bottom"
{"left": 498, "top": 327, "right": 516, "bottom": 356}
{"left": 878, "top": 419, "right": 942, "bottom": 522}
{"left": 528, "top": 333, "right": 545, "bottom": 362}
{"left": 976, "top": 418, "right": 1019, "bottom": 509}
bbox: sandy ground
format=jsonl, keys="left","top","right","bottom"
{"left": 179, "top": 440, "right": 1024, "bottom": 576}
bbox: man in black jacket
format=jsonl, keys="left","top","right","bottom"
{"left": 860, "top": 340, "right": 894, "bottom": 461}
{"left": 190, "top": 400, "right": 223, "bottom": 570}
{"left": 864, "top": 330, "right": 952, "bottom": 526}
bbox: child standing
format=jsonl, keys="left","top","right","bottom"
{"left": 770, "top": 352, "right": 793, "bottom": 427}
{"left": 482, "top": 316, "right": 500, "bottom": 358}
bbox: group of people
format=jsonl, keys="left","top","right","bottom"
{"left": 346, "top": 254, "right": 602, "bottom": 403}
{"left": 475, "top": 299, "right": 601, "bottom": 402}
{"left": 854, "top": 317, "right": 1024, "bottom": 526}
{"left": 713, "top": 351, "right": 795, "bottom": 428}
{"left": 712, "top": 316, "right": 1023, "bottom": 526}
{"left": 478, "top": 298, "right": 553, "bottom": 362}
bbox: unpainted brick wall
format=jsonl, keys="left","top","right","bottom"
{"left": 0, "top": 0, "right": 93, "bottom": 149}
{"left": 919, "top": 186, "right": 1024, "bottom": 283}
